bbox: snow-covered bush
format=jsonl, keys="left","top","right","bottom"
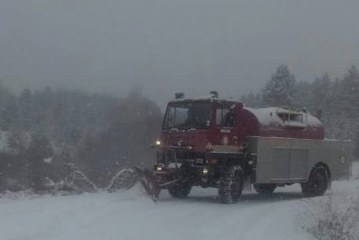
{"left": 0, "top": 189, "right": 36, "bottom": 200}
{"left": 107, "top": 168, "right": 137, "bottom": 192}
{"left": 62, "top": 163, "right": 98, "bottom": 193}
{"left": 301, "top": 193, "right": 359, "bottom": 240}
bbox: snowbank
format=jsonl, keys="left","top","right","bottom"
{"left": 1, "top": 162, "right": 358, "bottom": 240}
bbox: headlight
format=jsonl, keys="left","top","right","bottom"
{"left": 202, "top": 168, "right": 209, "bottom": 175}
{"left": 155, "top": 140, "right": 161, "bottom": 146}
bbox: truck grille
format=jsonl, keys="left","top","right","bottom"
{"left": 164, "top": 151, "right": 205, "bottom": 164}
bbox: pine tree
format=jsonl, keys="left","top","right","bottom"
{"left": 293, "top": 81, "right": 311, "bottom": 109}
{"left": 310, "top": 73, "right": 332, "bottom": 112}
{"left": 241, "top": 92, "right": 264, "bottom": 108}
{"left": 262, "top": 65, "right": 296, "bottom": 107}
{"left": 18, "top": 89, "right": 36, "bottom": 131}
{"left": 326, "top": 66, "right": 359, "bottom": 140}
{"left": 27, "top": 133, "right": 54, "bottom": 191}
{"left": 354, "top": 132, "right": 359, "bottom": 158}
{"left": 307, "top": 73, "right": 333, "bottom": 134}
{"left": 0, "top": 96, "right": 19, "bottom": 131}
{"left": 340, "top": 66, "right": 359, "bottom": 114}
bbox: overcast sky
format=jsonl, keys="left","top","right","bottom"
{"left": 1, "top": 0, "right": 358, "bottom": 106}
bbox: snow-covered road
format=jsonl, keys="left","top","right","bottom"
{"left": 1, "top": 162, "right": 358, "bottom": 240}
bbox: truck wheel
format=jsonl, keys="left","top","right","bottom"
{"left": 218, "top": 165, "right": 244, "bottom": 204}
{"left": 301, "top": 166, "right": 328, "bottom": 196}
{"left": 168, "top": 181, "right": 192, "bottom": 198}
{"left": 253, "top": 184, "right": 276, "bottom": 194}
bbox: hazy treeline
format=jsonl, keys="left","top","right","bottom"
{"left": 0, "top": 85, "right": 162, "bottom": 191}
{"left": 241, "top": 65, "right": 359, "bottom": 157}
{"left": 0, "top": 64, "right": 358, "bottom": 193}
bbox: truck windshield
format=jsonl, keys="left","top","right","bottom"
{"left": 163, "top": 102, "right": 211, "bottom": 130}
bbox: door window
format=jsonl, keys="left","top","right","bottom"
{"left": 216, "top": 104, "right": 236, "bottom": 127}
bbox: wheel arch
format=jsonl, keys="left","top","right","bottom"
{"left": 217, "top": 154, "right": 248, "bottom": 170}
{"left": 308, "top": 162, "right": 331, "bottom": 181}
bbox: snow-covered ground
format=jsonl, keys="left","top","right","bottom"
{"left": 1, "top": 162, "right": 358, "bottom": 240}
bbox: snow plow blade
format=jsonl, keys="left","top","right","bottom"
{"left": 134, "top": 166, "right": 161, "bottom": 202}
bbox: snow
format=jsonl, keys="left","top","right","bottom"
{"left": 246, "top": 107, "right": 281, "bottom": 126}
{"left": 43, "top": 157, "right": 53, "bottom": 164}
{"left": 0, "top": 131, "right": 9, "bottom": 152}
{"left": 246, "top": 107, "right": 323, "bottom": 128}
{"left": 1, "top": 162, "right": 358, "bottom": 240}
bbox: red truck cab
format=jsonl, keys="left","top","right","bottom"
{"left": 158, "top": 95, "right": 324, "bottom": 155}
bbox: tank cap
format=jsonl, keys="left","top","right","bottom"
{"left": 210, "top": 91, "right": 218, "bottom": 98}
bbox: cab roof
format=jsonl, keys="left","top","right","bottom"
{"left": 168, "top": 96, "right": 241, "bottom": 104}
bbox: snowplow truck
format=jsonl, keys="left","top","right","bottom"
{"left": 136, "top": 92, "right": 353, "bottom": 203}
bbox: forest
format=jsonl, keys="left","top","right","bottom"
{"left": 0, "top": 65, "right": 358, "bottom": 193}
{"left": 0, "top": 86, "right": 162, "bottom": 191}
{"left": 242, "top": 65, "right": 359, "bottom": 153}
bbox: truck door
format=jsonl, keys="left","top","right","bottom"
{"left": 212, "top": 102, "right": 241, "bottom": 146}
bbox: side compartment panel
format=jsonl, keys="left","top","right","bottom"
{"left": 249, "top": 137, "right": 353, "bottom": 184}
{"left": 271, "top": 148, "right": 290, "bottom": 180}
{"left": 289, "top": 149, "right": 309, "bottom": 180}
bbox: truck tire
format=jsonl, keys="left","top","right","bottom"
{"left": 218, "top": 165, "right": 244, "bottom": 204}
{"left": 168, "top": 181, "right": 192, "bottom": 198}
{"left": 301, "top": 166, "right": 329, "bottom": 196}
{"left": 253, "top": 184, "right": 276, "bottom": 194}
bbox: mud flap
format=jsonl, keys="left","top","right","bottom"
{"left": 134, "top": 166, "right": 161, "bottom": 202}
{"left": 244, "top": 175, "right": 252, "bottom": 191}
